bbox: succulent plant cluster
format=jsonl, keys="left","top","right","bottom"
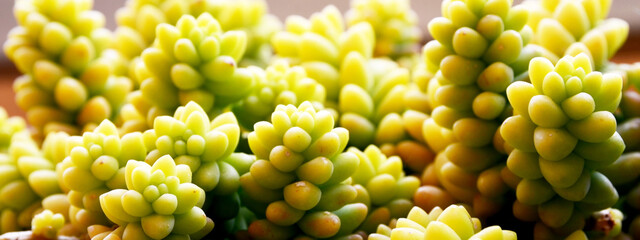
{"left": 0, "top": 0, "right": 638, "bottom": 239}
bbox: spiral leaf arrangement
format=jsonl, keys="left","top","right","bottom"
{"left": 241, "top": 102, "right": 364, "bottom": 239}
{"left": 502, "top": 53, "right": 623, "bottom": 237}
{"left": 143, "top": 101, "right": 248, "bottom": 195}
{"left": 59, "top": 120, "right": 148, "bottom": 231}
{"left": 135, "top": 12, "right": 256, "bottom": 129}
{"left": 114, "top": 0, "right": 206, "bottom": 60}
{"left": 98, "top": 155, "right": 212, "bottom": 239}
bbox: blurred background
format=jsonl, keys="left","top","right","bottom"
{"left": 1, "top": 0, "right": 639, "bottom": 64}
{"left": 0, "top": 0, "right": 639, "bottom": 116}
